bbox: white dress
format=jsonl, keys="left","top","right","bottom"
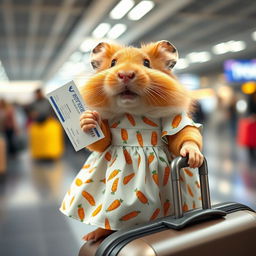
{"left": 60, "top": 112, "right": 202, "bottom": 230}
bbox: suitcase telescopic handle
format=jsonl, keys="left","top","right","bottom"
{"left": 171, "top": 156, "right": 211, "bottom": 218}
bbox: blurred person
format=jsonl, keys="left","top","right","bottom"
{"left": 248, "top": 91, "right": 256, "bottom": 118}
{"left": 0, "top": 99, "right": 19, "bottom": 155}
{"left": 28, "top": 88, "right": 52, "bottom": 124}
{"left": 246, "top": 91, "right": 256, "bottom": 158}
{"left": 228, "top": 94, "right": 238, "bottom": 138}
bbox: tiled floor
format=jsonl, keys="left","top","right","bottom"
{"left": 0, "top": 122, "right": 255, "bottom": 256}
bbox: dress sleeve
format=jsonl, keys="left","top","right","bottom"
{"left": 161, "top": 112, "right": 202, "bottom": 144}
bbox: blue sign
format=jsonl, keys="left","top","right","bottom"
{"left": 224, "top": 60, "right": 256, "bottom": 82}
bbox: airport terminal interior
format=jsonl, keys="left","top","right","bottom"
{"left": 0, "top": 0, "right": 256, "bottom": 255}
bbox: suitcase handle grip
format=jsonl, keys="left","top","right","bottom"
{"left": 171, "top": 156, "right": 211, "bottom": 218}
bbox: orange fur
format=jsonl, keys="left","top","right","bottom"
{"left": 167, "top": 126, "right": 202, "bottom": 156}
{"left": 81, "top": 41, "right": 202, "bottom": 153}
{"left": 86, "top": 120, "right": 111, "bottom": 152}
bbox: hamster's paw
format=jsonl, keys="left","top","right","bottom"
{"left": 80, "top": 110, "right": 101, "bottom": 132}
{"left": 180, "top": 141, "right": 204, "bottom": 168}
{"left": 82, "top": 228, "right": 114, "bottom": 241}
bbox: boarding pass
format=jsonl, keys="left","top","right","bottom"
{"left": 46, "top": 81, "right": 104, "bottom": 151}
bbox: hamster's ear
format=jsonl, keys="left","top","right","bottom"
{"left": 157, "top": 40, "right": 178, "bottom": 69}
{"left": 142, "top": 40, "right": 178, "bottom": 70}
{"left": 90, "top": 42, "right": 122, "bottom": 71}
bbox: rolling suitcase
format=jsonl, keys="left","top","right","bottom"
{"left": 79, "top": 156, "right": 256, "bottom": 256}
{"left": 28, "top": 118, "right": 64, "bottom": 159}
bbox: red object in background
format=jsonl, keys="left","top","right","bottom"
{"left": 237, "top": 118, "right": 256, "bottom": 147}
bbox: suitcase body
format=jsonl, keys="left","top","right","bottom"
{"left": 78, "top": 157, "right": 256, "bottom": 256}
{"left": 28, "top": 118, "right": 64, "bottom": 159}
{"left": 237, "top": 117, "right": 256, "bottom": 147}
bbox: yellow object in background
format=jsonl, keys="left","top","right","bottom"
{"left": 241, "top": 82, "right": 256, "bottom": 95}
{"left": 0, "top": 136, "right": 6, "bottom": 173}
{"left": 29, "top": 118, "right": 64, "bottom": 159}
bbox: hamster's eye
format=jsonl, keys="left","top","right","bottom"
{"left": 143, "top": 59, "right": 151, "bottom": 68}
{"left": 111, "top": 59, "right": 117, "bottom": 67}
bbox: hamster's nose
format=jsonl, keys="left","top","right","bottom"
{"left": 117, "top": 71, "right": 135, "bottom": 83}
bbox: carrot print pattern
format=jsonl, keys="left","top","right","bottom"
{"left": 150, "top": 208, "right": 160, "bottom": 221}
{"left": 163, "top": 200, "right": 171, "bottom": 216}
{"left": 106, "top": 199, "right": 123, "bottom": 212}
{"left": 148, "top": 152, "right": 155, "bottom": 165}
{"left": 195, "top": 180, "right": 200, "bottom": 189}
{"left": 120, "top": 211, "right": 140, "bottom": 221}
{"left": 92, "top": 204, "right": 102, "bottom": 217}
{"left": 137, "top": 154, "right": 141, "bottom": 168}
{"left": 111, "top": 121, "right": 120, "bottom": 128}
{"left": 151, "top": 131, "right": 158, "bottom": 146}
{"left": 172, "top": 114, "right": 182, "bottom": 128}
{"left": 121, "top": 129, "right": 128, "bottom": 144}
{"left": 100, "top": 178, "right": 106, "bottom": 184}
{"left": 109, "top": 155, "right": 118, "bottom": 167}
{"left": 179, "top": 174, "right": 184, "bottom": 182}
{"left": 152, "top": 171, "right": 159, "bottom": 186}
{"left": 89, "top": 167, "right": 96, "bottom": 173}
{"left": 105, "top": 218, "right": 111, "bottom": 230}
{"left": 163, "top": 166, "right": 170, "bottom": 186}
{"left": 135, "top": 189, "right": 149, "bottom": 204}
{"left": 187, "top": 184, "right": 194, "bottom": 197}
{"left": 62, "top": 201, "right": 66, "bottom": 211}
{"left": 184, "top": 168, "right": 193, "bottom": 177}
{"left": 75, "top": 178, "right": 83, "bottom": 186}
{"left": 104, "top": 151, "right": 112, "bottom": 162}
{"left": 193, "top": 201, "right": 196, "bottom": 209}
{"left": 82, "top": 164, "right": 90, "bottom": 169}
{"left": 77, "top": 204, "right": 85, "bottom": 221}
{"left": 142, "top": 116, "right": 158, "bottom": 127}
{"left": 126, "top": 113, "right": 136, "bottom": 126}
{"left": 82, "top": 191, "right": 96, "bottom": 206}
{"left": 111, "top": 178, "right": 119, "bottom": 194}
{"left": 123, "top": 148, "right": 132, "bottom": 164}
{"left": 183, "top": 203, "right": 189, "bottom": 212}
{"left": 123, "top": 173, "right": 135, "bottom": 185}
{"left": 70, "top": 196, "right": 75, "bottom": 206}
{"left": 84, "top": 179, "right": 94, "bottom": 184}
{"left": 136, "top": 131, "right": 144, "bottom": 146}
{"left": 107, "top": 169, "right": 121, "bottom": 181}
{"left": 161, "top": 131, "right": 167, "bottom": 136}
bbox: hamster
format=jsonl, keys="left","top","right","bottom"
{"left": 80, "top": 41, "right": 191, "bottom": 120}
{"left": 62, "top": 41, "right": 203, "bottom": 241}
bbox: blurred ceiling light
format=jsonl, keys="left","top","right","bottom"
{"left": 110, "top": 0, "right": 135, "bottom": 19}
{"left": 92, "top": 23, "right": 111, "bottom": 38}
{"left": 107, "top": 24, "right": 127, "bottom": 39}
{"left": 80, "top": 38, "right": 99, "bottom": 52}
{"left": 174, "top": 58, "right": 189, "bottom": 70}
{"left": 128, "top": 0, "right": 155, "bottom": 21}
{"left": 212, "top": 42, "right": 229, "bottom": 55}
{"left": 228, "top": 40, "right": 246, "bottom": 52}
{"left": 252, "top": 31, "right": 256, "bottom": 41}
{"left": 187, "top": 51, "right": 211, "bottom": 63}
{"left": 212, "top": 40, "right": 246, "bottom": 55}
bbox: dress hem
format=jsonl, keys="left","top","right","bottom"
{"left": 59, "top": 208, "right": 118, "bottom": 231}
